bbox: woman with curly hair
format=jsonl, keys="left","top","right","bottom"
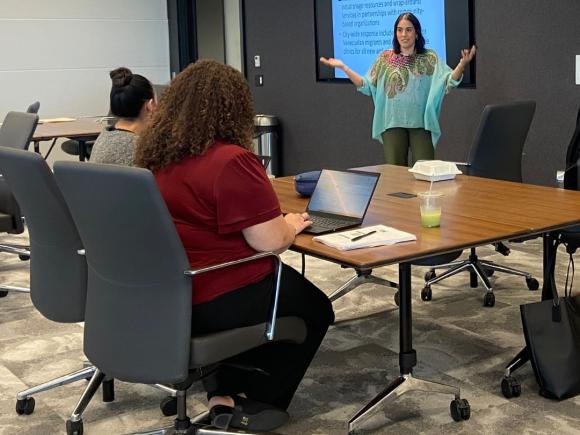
{"left": 136, "top": 59, "right": 334, "bottom": 432}
{"left": 320, "top": 12, "right": 476, "bottom": 166}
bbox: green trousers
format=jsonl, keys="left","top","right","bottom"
{"left": 381, "top": 128, "right": 434, "bottom": 166}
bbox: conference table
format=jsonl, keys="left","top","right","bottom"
{"left": 272, "top": 164, "right": 580, "bottom": 432}
{"left": 32, "top": 119, "right": 104, "bottom": 161}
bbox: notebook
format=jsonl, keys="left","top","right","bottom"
{"left": 302, "top": 169, "right": 380, "bottom": 235}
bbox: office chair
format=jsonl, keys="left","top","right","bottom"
{"left": 53, "top": 161, "right": 307, "bottom": 435}
{"left": 418, "top": 101, "right": 539, "bottom": 307}
{"left": 26, "top": 101, "right": 40, "bottom": 114}
{"left": 0, "top": 111, "right": 39, "bottom": 297}
{"left": 60, "top": 111, "right": 115, "bottom": 160}
{"left": 0, "top": 147, "right": 106, "bottom": 415}
{"left": 0, "top": 111, "right": 38, "bottom": 151}
{"left": 501, "top": 107, "right": 580, "bottom": 399}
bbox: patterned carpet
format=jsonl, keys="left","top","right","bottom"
{"left": 1, "top": 231, "right": 580, "bottom": 434}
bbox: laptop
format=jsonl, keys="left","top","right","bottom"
{"left": 302, "top": 169, "right": 380, "bottom": 235}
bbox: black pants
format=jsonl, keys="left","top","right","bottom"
{"left": 191, "top": 263, "right": 334, "bottom": 410}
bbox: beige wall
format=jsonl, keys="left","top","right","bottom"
{"left": 0, "top": 0, "right": 171, "bottom": 164}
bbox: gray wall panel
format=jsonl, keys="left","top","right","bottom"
{"left": 243, "top": 0, "right": 580, "bottom": 185}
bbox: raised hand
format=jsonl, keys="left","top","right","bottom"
{"left": 320, "top": 57, "right": 345, "bottom": 69}
{"left": 459, "top": 45, "right": 476, "bottom": 65}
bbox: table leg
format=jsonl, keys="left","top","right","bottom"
{"left": 348, "top": 263, "right": 467, "bottom": 433}
{"left": 328, "top": 268, "right": 397, "bottom": 302}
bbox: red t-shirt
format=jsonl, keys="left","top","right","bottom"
{"left": 155, "top": 141, "right": 282, "bottom": 305}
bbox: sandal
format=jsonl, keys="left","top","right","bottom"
{"left": 209, "top": 396, "right": 289, "bottom": 432}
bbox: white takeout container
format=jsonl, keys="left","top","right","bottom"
{"left": 408, "top": 160, "right": 462, "bottom": 182}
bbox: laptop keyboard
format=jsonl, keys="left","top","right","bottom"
{"left": 310, "top": 215, "right": 349, "bottom": 228}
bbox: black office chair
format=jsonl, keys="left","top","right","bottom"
{"left": 417, "top": 101, "right": 539, "bottom": 307}
{"left": 26, "top": 101, "right": 40, "bottom": 114}
{"left": 0, "top": 111, "right": 39, "bottom": 297}
{"left": 53, "top": 161, "right": 307, "bottom": 435}
{"left": 60, "top": 112, "right": 115, "bottom": 160}
{"left": 553, "top": 106, "right": 580, "bottom": 258}
{"left": 501, "top": 106, "right": 580, "bottom": 399}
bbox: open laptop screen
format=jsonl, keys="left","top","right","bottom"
{"left": 306, "top": 169, "right": 380, "bottom": 219}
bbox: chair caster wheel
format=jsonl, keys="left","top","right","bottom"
{"left": 160, "top": 396, "right": 178, "bottom": 416}
{"left": 526, "top": 277, "right": 539, "bottom": 291}
{"left": 18, "top": 254, "right": 30, "bottom": 261}
{"left": 394, "top": 291, "right": 400, "bottom": 306}
{"left": 0, "top": 290, "right": 8, "bottom": 298}
{"left": 66, "top": 419, "right": 84, "bottom": 435}
{"left": 483, "top": 292, "right": 495, "bottom": 307}
{"left": 15, "top": 397, "right": 35, "bottom": 415}
{"left": 501, "top": 376, "right": 521, "bottom": 398}
{"left": 450, "top": 398, "right": 470, "bottom": 421}
{"left": 420, "top": 286, "right": 432, "bottom": 301}
{"left": 484, "top": 268, "right": 494, "bottom": 277}
{"left": 424, "top": 270, "right": 436, "bottom": 281}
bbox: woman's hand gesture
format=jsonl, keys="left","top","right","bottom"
{"left": 320, "top": 57, "right": 345, "bottom": 69}
{"left": 459, "top": 45, "right": 476, "bottom": 66}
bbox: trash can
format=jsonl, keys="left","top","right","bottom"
{"left": 254, "top": 114, "right": 279, "bottom": 176}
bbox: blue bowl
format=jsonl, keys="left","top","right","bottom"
{"left": 294, "top": 170, "right": 321, "bottom": 197}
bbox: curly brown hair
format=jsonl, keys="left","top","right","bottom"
{"left": 135, "top": 59, "right": 255, "bottom": 171}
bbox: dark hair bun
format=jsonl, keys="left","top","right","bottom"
{"left": 110, "top": 67, "right": 133, "bottom": 87}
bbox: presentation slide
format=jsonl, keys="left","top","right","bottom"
{"left": 331, "top": 0, "right": 446, "bottom": 78}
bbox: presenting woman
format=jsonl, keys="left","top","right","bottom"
{"left": 135, "top": 60, "right": 334, "bottom": 432}
{"left": 320, "top": 12, "right": 476, "bottom": 166}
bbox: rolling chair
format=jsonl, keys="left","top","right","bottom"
{"left": 53, "top": 161, "right": 307, "bottom": 435}
{"left": 0, "top": 147, "right": 200, "bottom": 426}
{"left": 0, "top": 111, "right": 39, "bottom": 297}
{"left": 416, "top": 101, "right": 539, "bottom": 307}
{"left": 26, "top": 101, "right": 40, "bottom": 114}
{"left": 0, "top": 147, "right": 103, "bottom": 415}
{"left": 501, "top": 105, "right": 580, "bottom": 398}
{"left": 0, "top": 111, "right": 38, "bottom": 151}
{"left": 60, "top": 112, "right": 116, "bottom": 160}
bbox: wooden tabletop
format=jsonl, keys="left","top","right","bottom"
{"left": 273, "top": 165, "right": 580, "bottom": 268}
{"left": 32, "top": 119, "right": 103, "bottom": 141}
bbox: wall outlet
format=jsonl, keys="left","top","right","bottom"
{"left": 254, "top": 55, "right": 261, "bottom": 68}
{"left": 255, "top": 75, "right": 264, "bottom": 86}
{"left": 576, "top": 55, "right": 580, "bottom": 85}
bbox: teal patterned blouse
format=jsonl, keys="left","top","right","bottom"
{"left": 357, "top": 49, "right": 461, "bottom": 146}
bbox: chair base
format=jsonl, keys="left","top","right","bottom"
{"left": 70, "top": 372, "right": 269, "bottom": 435}
{"left": 423, "top": 247, "right": 538, "bottom": 306}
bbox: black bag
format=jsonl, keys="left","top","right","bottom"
{"left": 520, "top": 245, "right": 580, "bottom": 400}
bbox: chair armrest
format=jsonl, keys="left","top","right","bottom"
{"left": 184, "top": 252, "right": 282, "bottom": 341}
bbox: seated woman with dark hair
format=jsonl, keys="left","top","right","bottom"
{"left": 90, "top": 67, "right": 156, "bottom": 166}
{"left": 135, "top": 60, "right": 334, "bottom": 432}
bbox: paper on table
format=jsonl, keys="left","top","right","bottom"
{"left": 38, "top": 117, "right": 76, "bottom": 124}
{"left": 312, "top": 224, "right": 416, "bottom": 251}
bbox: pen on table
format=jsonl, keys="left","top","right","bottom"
{"left": 350, "top": 230, "right": 376, "bottom": 242}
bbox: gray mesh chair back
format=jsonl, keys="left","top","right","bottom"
{"left": 26, "top": 101, "right": 40, "bottom": 114}
{"left": 0, "top": 111, "right": 39, "bottom": 150}
{"left": 53, "top": 162, "right": 192, "bottom": 385}
{"left": 466, "top": 101, "right": 536, "bottom": 182}
{"left": 0, "top": 148, "right": 87, "bottom": 321}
